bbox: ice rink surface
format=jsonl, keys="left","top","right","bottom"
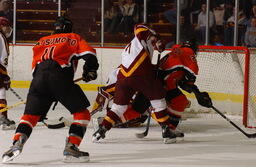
{"left": 1, "top": 88, "right": 256, "bottom": 167}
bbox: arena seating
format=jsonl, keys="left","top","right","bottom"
{"left": 15, "top": 0, "right": 174, "bottom": 46}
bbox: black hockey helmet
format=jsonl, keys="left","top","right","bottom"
{"left": 182, "top": 38, "right": 198, "bottom": 53}
{"left": 54, "top": 16, "right": 73, "bottom": 34}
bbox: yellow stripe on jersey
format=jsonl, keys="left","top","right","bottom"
{"left": 151, "top": 113, "right": 170, "bottom": 123}
{"left": 0, "top": 68, "right": 7, "bottom": 75}
{"left": 120, "top": 52, "right": 148, "bottom": 77}
{"left": 104, "top": 116, "right": 115, "bottom": 125}
{"left": 0, "top": 103, "right": 7, "bottom": 108}
{"left": 105, "top": 87, "right": 115, "bottom": 94}
{"left": 134, "top": 27, "right": 149, "bottom": 35}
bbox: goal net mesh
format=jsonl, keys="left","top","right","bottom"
{"left": 185, "top": 46, "right": 256, "bottom": 128}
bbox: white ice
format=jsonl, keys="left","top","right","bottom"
{"left": 1, "top": 88, "right": 256, "bottom": 167}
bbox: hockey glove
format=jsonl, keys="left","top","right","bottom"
{"left": 195, "top": 91, "right": 212, "bottom": 108}
{"left": 0, "top": 74, "right": 10, "bottom": 90}
{"left": 83, "top": 70, "right": 97, "bottom": 82}
{"left": 82, "top": 58, "right": 98, "bottom": 82}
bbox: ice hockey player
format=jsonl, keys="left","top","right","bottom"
{"left": 92, "top": 24, "right": 181, "bottom": 144}
{"left": 0, "top": 17, "right": 15, "bottom": 130}
{"left": 91, "top": 68, "right": 149, "bottom": 127}
{"left": 158, "top": 38, "right": 212, "bottom": 132}
{"left": 92, "top": 38, "right": 213, "bottom": 142}
{"left": 2, "top": 16, "right": 99, "bottom": 163}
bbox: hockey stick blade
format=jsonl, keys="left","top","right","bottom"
{"left": 246, "top": 133, "right": 256, "bottom": 138}
{"left": 211, "top": 106, "right": 256, "bottom": 139}
{"left": 42, "top": 120, "right": 65, "bottom": 129}
{"left": 135, "top": 112, "right": 151, "bottom": 138}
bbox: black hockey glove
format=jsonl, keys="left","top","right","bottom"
{"left": 82, "top": 55, "right": 99, "bottom": 82}
{"left": 83, "top": 70, "right": 97, "bottom": 82}
{"left": 195, "top": 91, "right": 212, "bottom": 108}
{"left": 0, "top": 74, "right": 10, "bottom": 90}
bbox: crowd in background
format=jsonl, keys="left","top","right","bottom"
{"left": 161, "top": 0, "right": 256, "bottom": 47}
{"left": 1, "top": 0, "right": 256, "bottom": 47}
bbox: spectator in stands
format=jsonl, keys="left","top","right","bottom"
{"left": 0, "top": 0, "right": 12, "bottom": 23}
{"left": 119, "top": 0, "right": 138, "bottom": 36}
{"left": 194, "top": 3, "right": 215, "bottom": 44}
{"left": 163, "top": 0, "right": 190, "bottom": 25}
{"left": 104, "top": 1, "right": 118, "bottom": 33}
{"left": 244, "top": 17, "right": 256, "bottom": 47}
{"left": 223, "top": 2, "right": 234, "bottom": 24}
{"left": 224, "top": 9, "right": 247, "bottom": 46}
{"left": 245, "top": 4, "right": 256, "bottom": 28}
{"left": 213, "top": 3, "right": 225, "bottom": 35}
{"left": 107, "top": 0, "right": 125, "bottom": 34}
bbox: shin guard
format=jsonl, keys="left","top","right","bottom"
{"left": 68, "top": 109, "right": 90, "bottom": 146}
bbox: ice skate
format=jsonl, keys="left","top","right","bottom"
{"left": 162, "top": 125, "right": 177, "bottom": 144}
{"left": 0, "top": 116, "right": 16, "bottom": 130}
{"left": 2, "top": 134, "right": 27, "bottom": 163}
{"left": 63, "top": 138, "right": 89, "bottom": 163}
{"left": 92, "top": 125, "right": 107, "bottom": 143}
{"left": 173, "top": 128, "right": 184, "bottom": 142}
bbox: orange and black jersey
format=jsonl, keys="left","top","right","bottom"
{"left": 32, "top": 33, "right": 96, "bottom": 72}
{"left": 160, "top": 45, "right": 199, "bottom": 90}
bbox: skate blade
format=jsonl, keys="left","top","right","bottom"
{"left": 2, "top": 150, "right": 21, "bottom": 163}
{"left": 63, "top": 155, "right": 89, "bottom": 163}
{"left": 176, "top": 137, "right": 184, "bottom": 142}
{"left": 1, "top": 124, "right": 16, "bottom": 130}
{"left": 163, "top": 138, "right": 177, "bottom": 144}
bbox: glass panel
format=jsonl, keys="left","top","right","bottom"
{"left": 240, "top": 0, "right": 255, "bottom": 47}
{"left": 15, "top": 0, "right": 66, "bottom": 44}
{"left": 65, "top": 0, "right": 101, "bottom": 46}
{"left": 147, "top": 0, "right": 175, "bottom": 48}
{"left": 103, "top": 0, "right": 143, "bottom": 47}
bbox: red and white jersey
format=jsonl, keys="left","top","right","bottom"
{"left": 160, "top": 45, "right": 199, "bottom": 90}
{"left": 32, "top": 33, "right": 96, "bottom": 72}
{"left": 119, "top": 24, "right": 156, "bottom": 78}
{"left": 0, "top": 31, "right": 9, "bottom": 75}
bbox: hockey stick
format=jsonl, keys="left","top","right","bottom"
{"left": 4, "top": 77, "right": 84, "bottom": 129}
{"left": 39, "top": 77, "right": 85, "bottom": 129}
{"left": 9, "top": 88, "right": 65, "bottom": 129}
{"left": 211, "top": 106, "right": 256, "bottom": 138}
{"left": 135, "top": 109, "right": 151, "bottom": 138}
{"left": 0, "top": 101, "right": 26, "bottom": 113}
{"left": 135, "top": 53, "right": 162, "bottom": 138}
{"left": 9, "top": 88, "right": 25, "bottom": 102}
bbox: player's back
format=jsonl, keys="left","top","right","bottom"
{"left": 32, "top": 33, "right": 82, "bottom": 70}
{"left": 161, "top": 46, "right": 198, "bottom": 75}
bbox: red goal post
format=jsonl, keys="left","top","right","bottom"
{"left": 193, "top": 45, "right": 255, "bottom": 128}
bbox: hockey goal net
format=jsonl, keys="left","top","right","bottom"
{"left": 186, "top": 45, "right": 256, "bottom": 128}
